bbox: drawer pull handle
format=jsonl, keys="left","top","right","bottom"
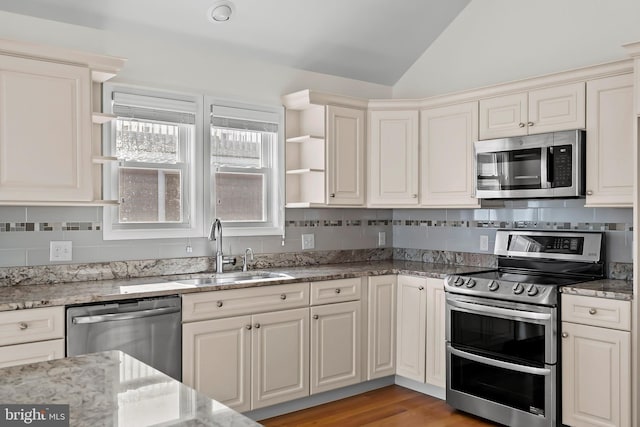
{"left": 313, "top": 315, "right": 319, "bottom": 320}
{"left": 588, "top": 308, "right": 597, "bottom": 315}
{"left": 254, "top": 323, "right": 261, "bottom": 329}
{"left": 246, "top": 325, "right": 252, "bottom": 330}
{"left": 18, "top": 322, "right": 28, "bottom": 330}
{"left": 335, "top": 288, "right": 341, "bottom": 294}
{"left": 418, "top": 286, "right": 424, "bottom": 291}
{"left": 216, "top": 301, "right": 223, "bottom": 308}
{"left": 562, "top": 332, "right": 568, "bottom": 338}
{"left": 280, "top": 294, "right": 287, "bottom": 300}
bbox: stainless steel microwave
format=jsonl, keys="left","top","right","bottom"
{"left": 474, "top": 130, "right": 585, "bottom": 199}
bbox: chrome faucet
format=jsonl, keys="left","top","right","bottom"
{"left": 209, "top": 218, "right": 236, "bottom": 273}
{"left": 242, "top": 248, "right": 254, "bottom": 272}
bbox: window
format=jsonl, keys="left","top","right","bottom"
{"left": 102, "top": 85, "right": 204, "bottom": 240}
{"left": 207, "top": 101, "right": 284, "bottom": 236}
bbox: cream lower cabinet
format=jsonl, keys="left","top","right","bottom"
{"left": 182, "top": 283, "right": 310, "bottom": 412}
{"left": 396, "top": 275, "right": 445, "bottom": 388}
{"left": 310, "top": 278, "right": 362, "bottom": 394}
{"left": 0, "top": 306, "right": 65, "bottom": 368}
{"left": 366, "top": 275, "right": 396, "bottom": 380}
{"left": 585, "top": 73, "right": 634, "bottom": 207}
{"left": 561, "top": 294, "right": 631, "bottom": 427}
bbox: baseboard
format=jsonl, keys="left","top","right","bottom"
{"left": 244, "top": 376, "right": 395, "bottom": 421}
{"left": 394, "top": 375, "right": 446, "bottom": 400}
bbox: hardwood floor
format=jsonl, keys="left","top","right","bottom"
{"left": 260, "top": 385, "right": 497, "bottom": 426}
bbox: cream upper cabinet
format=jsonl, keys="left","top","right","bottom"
{"left": 368, "top": 110, "right": 419, "bottom": 206}
{"left": 425, "top": 278, "right": 446, "bottom": 388}
{"left": 479, "top": 82, "right": 585, "bottom": 140}
{"left": 326, "top": 105, "right": 365, "bottom": 205}
{"left": 420, "top": 102, "right": 480, "bottom": 208}
{"left": 0, "top": 39, "right": 124, "bottom": 205}
{"left": 282, "top": 90, "right": 367, "bottom": 207}
{"left": 367, "top": 275, "right": 396, "bottom": 380}
{"left": 561, "top": 294, "right": 631, "bottom": 427}
{"left": 585, "top": 73, "right": 634, "bottom": 207}
{"left": 395, "top": 275, "right": 426, "bottom": 382}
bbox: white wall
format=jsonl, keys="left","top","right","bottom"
{"left": 0, "top": 11, "right": 392, "bottom": 104}
{"left": 393, "top": 0, "right": 640, "bottom": 98}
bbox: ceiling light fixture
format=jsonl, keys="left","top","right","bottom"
{"left": 208, "top": 1, "right": 235, "bottom": 23}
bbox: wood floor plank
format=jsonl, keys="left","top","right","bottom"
{"left": 260, "top": 385, "right": 498, "bottom": 426}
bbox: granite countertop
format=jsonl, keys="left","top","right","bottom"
{"left": 0, "top": 350, "right": 260, "bottom": 427}
{"left": 560, "top": 279, "right": 633, "bottom": 301}
{"left": 0, "top": 260, "right": 630, "bottom": 311}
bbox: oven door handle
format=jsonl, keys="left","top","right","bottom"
{"left": 448, "top": 298, "right": 551, "bottom": 322}
{"left": 449, "top": 346, "right": 551, "bottom": 376}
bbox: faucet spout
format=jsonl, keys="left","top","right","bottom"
{"left": 209, "top": 218, "right": 229, "bottom": 273}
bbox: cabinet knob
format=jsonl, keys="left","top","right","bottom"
{"left": 527, "top": 121, "right": 534, "bottom": 127}
{"left": 254, "top": 323, "right": 261, "bottom": 329}
{"left": 588, "top": 308, "right": 597, "bottom": 315}
{"left": 518, "top": 122, "right": 526, "bottom": 128}
{"left": 586, "top": 190, "right": 593, "bottom": 196}
{"left": 246, "top": 325, "right": 252, "bottom": 330}
{"left": 18, "top": 322, "right": 28, "bottom": 330}
{"left": 412, "top": 194, "right": 417, "bottom": 198}
{"left": 313, "top": 315, "right": 319, "bottom": 320}
{"left": 562, "top": 332, "right": 569, "bottom": 338}
{"left": 335, "top": 288, "right": 341, "bottom": 294}
{"left": 418, "top": 286, "right": 424, "bottom": 291}
{"left": 280, "top": 294, "right": 287, "bottom": 300}
{"left": 330, "top": 193, "right": 335, "bottom": 198}
{"left": 216, "top": 301, "right": 223, "bottom": 308}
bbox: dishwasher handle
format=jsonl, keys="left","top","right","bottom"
{"left": 72, "top": 306, "right": 180, "bottom": 325}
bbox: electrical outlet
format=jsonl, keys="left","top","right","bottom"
{"left": 50, "top": 241, "right": 72, "bottom": 262}
{"left": 378, "top": 231, "right": 386, "bottom": 246}
{"left": 301, "top": 233, "right": 315, "bottom": 250}
{"left": 480, "top": 235, "right": 489, "bottom": 251}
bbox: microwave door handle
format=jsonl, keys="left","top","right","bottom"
{"left": 544, "top": 146, "right": 554, "bottom": 188}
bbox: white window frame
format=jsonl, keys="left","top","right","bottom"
{"left": 102, "top": 84, "right": 204, "bottom": 240}
{"left": 206, "top": 97, "right": 284, "bottom": 237}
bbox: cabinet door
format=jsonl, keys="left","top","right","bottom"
{"left": 425, "top": 278, "right": 446, "bottom": 388}
{"left": 182, "top": 316, "right": 252, "bottom": 412}
{"left": 0, "top": 54, "right": 92, "bottom": 202}
{"left": 479, "top": 92, "right": 528, "bottom": 140}
{"left": 585, "top": 74, "right": 633, "bottom": 207}
{"left": 252, "top": 308, "right": 309, "bottom": 409}
{"left": 367, "top": 275, "right": 396, "bottom": 380}
{"left": 420, "top": 102, "right": 480, "bottom": 207}
{"left": 368, "top": 110, "right": 419, "bottom": 206}
{"left": 528, "top": 82, "right": 585, "bottom": 135}
{"left": 562, "top": 322, "right": 631, "bottom": 427}
{"left": 0, "top": 339, "right": 65, "bottom": 368}
{"left": 395, "top": 275, "right": 427, "bottom": 382}
{"left": 310, "top": 301, "right": 361, "bottom": 394}
{"left": 326, "top": 105, "right": 365, "bottom": 205}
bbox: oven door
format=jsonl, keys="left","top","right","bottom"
{"left": 445, "top": 293, "right": 557, "bottom": 427}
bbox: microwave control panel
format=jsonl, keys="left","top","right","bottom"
{"left": 551, "top": 145, "right": 572, "bottom": 188}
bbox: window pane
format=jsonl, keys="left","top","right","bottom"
{"left": 210, "top": 127, "right": 263, "bottom": 167}
{"left": 116, "top": 119, "right": 179, "bottom": 163}
{"left": 215, "top": 172, "right": 264, "bottom": 221}
{"left": 119, "top": 168, "right": 182, "bottom": 223}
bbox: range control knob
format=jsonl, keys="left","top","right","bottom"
{"left": 453, "top": 277, "right": 465, "bottom": 287}
{"left": 465, "top": 279, "right": 476, "bottom": 288}
{"left": 513, "top": 283, "right": 524, "bottom": 295}
{"left": 488, "top": 280, "right": 499, "bottom": 292}
{"left": 527, "top": 284, "right": 539, "bottom": 296}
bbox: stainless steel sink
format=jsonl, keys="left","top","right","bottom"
{"left": 177, "top": 271, "right": 292, "bottom": 286}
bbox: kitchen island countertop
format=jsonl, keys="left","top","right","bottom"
{"left": 0, "top": 350, "right": 260, "bottom": 427}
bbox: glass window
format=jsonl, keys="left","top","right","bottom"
{"left": 102, "top": 86, "right": 203, "bottom": 240}
{"left": 207, "top": 100, "right": 284, "bottom": 236}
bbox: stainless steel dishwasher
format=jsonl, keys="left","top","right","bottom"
{"left": 66, "top": 296, "right": 181, "bottom": 380}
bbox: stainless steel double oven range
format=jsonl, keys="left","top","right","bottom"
{"left": 444, "top": 229, "right": 605, "bottom": 427}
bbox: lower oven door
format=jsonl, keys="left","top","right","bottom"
{"left": 447, "top": 345, "right": 556, "bottom": 427}
{"left": 445, "top": 293, "right": 557, "bottom": 427}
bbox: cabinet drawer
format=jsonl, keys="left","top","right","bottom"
{"left": 562, "top": 294, "right": 631, "bottom": 331}
{"left": 310, "top": 278, "right": 361, "bottom": 305}
{"left": 182, "top": 283, "right": 309, "bottom": 322}
{"left": 0, "top": 307, "right": 65, "bottom": 346}
{"left": 0, "top": 339, "right": 65, "bottom": 368}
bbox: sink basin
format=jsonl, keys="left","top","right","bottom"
{"left": 177, "top": 271, "right": 292, "bottom": 286}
